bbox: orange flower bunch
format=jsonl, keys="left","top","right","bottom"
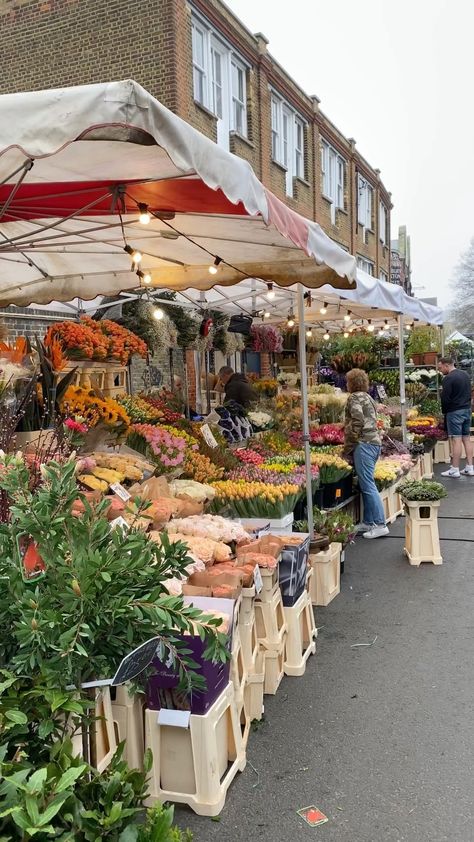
{"left": 81, "top": 316, "right": 148, "bottom": 365}
{"left": 0, "top": 337, "right": 29, "bottom": 363}
{"left": 45, "top": 321, "right": 108, "bottom": 361}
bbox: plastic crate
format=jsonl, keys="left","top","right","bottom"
{"left": 279, "top": 532, "right": 311, "bottom": 607}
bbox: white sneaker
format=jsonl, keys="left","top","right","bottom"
{"left": 441, "top": 467, "right": 460, "bottom": 477}
{"left": 355, "top": 522, "right": 371, "bottom": 533}
{"left": 461, "top": 466, "right": 474, "bottom": 476}
{"left": 363, "top": 525, "right": 389, "bottom": 539}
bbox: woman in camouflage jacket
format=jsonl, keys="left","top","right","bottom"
{"left": 344, "top": 368, "right": 388, "bottom": 539}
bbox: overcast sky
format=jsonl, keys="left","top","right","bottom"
{"left": 229, "top": 0, "right": 473, "bottom": 308}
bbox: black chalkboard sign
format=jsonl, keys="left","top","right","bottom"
{"left": 111, "top": 636, "right": 162, "bottom": 686}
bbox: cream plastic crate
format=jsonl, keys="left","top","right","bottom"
{"left": 67, "top": 686, "right": 117, "bottom": 772}
{"left": 255, "top": 567, "right": 279, "bottom": 603}
{"left": 254, "top": 586, "right": 287, "bottom": 649}
{"left": 240, "top": 585, "right": 255, "bottom": 624}
{"left": 239, "top": 611, "right": 260, "bottom": 674}
{"left": 230, "top": 624, "right": 248, "bottom": 708}
{"left": 421, "top": 450, "right": 434, "bottom": 479}
{"left": 111, "top": 684, "right": 145, "bottom": 771}
{"left": 404, "top": 499, "right": 442, "bottom": 566}
{"left": 263, "top": 644, "right": 286, "bottom": 695}
{"left": 103, "top": 365, "right": 128, "bottom": 398}
{"left": 309, "top": 542, "right": 341, "bottom": 607}
{"left": 392, "top": 485, "right": 404, "bottom": 519}
{"left": 283, "top": 589, "right": 316, "bottom": 677}
{"left": 144, "top": 682, "right": 246, "bottom": 816}
{"left": 244, "top": 649, "right": 264, "bottom": 721}
{"left": 434, "top": 440, "right": 450, "bottom": 464}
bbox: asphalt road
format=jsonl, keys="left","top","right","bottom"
{"left": 178, "top": 468, "right": 474, "bottom": 842}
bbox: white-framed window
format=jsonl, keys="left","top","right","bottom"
{"left": 271, "top": 93, "right": 306, "bottom": 196}
{"left": 357, "top": 256, "right": 375, "bottom": 276}
{"left": 231, "top": 59, "right": 246, "bottom": 136}
{"left": 379, "top": 202, "right": 388, "bottom": 244}
{"left": 358, "top": 175, "right": 373, "bottom": 229}
{"left": 321, "top": 139, "right": 346, "bottom": 223}
{"left": 379, "top": 269, "right": 388, "bottom": 283}
{"left": 191, "top": 14, "right": 248, "bottom": 149}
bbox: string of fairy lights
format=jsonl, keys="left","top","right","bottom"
{"left": 118, "top": 198, "right": 420, "bottom": 335}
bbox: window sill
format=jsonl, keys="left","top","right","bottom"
{"left": 271, "top": 158, "right": 288, "bottom": 174}
{"left": 194, "top": 100, "right": 217, "bottom": 121}
{"left": 295, "top": 175, "right": 311, "bottom": 188}
{"left": 336, "top": 206, "right": 348, "bottom": 216}
{"left": 230, "top": 131, "right": 254, "bottom": 149}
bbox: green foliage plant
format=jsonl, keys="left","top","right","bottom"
{"left": 398, "top": 479, "right": 448, "bottom": 501}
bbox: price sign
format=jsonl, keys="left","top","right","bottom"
{"left": 111, "top": 636, "right": 162, "bottom": 685}
{"left": 110, "top": 482, "right": 131, "bottom": 502}
{"left": 377, "top": 385, "right": 387, "bottom": 400}
{"left": 110, "top": 516, "right": 129, "bottom": 532}
{"left": 201, "top": 423, "right": 218, "bottom": 449}
{"left": 253, "top": 565, "right": 263, "bottom": 595}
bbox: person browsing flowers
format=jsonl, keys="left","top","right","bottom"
{"left": 343, "top": 368, "right": 389, "bottom": 539}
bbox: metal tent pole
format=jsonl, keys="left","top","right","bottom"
{"left": 297, "top": 284, "right": 314, "bottom": 537}
{"left": 398, "top": 313, "right": 407, "bottom": 444}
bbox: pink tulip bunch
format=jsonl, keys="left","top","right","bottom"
{"left": 131, "top": 423, "right": 187, "bottom": 471}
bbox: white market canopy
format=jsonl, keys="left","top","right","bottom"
{"left": 0, "top": 79, "right": 357, "bottom": 308}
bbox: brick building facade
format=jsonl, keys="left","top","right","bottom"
{"left": 0, "top": 0, "right": 392, "bottom": 281}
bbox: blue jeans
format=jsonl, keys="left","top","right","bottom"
{"left": 354, "top": 442, "right": 385, "bottom": 527}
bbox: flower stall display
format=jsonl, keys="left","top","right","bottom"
{"left": 127, "top": 423, "right": 189, "bottom": 473}
{"left": 248, "top": 409, "right": 274, "bottom": 431}
{"left": 250, "top": 376, "right": 279, "bottom": 398}
{"left": 117, "top": 393, "right": 165, "bottom": 424}
{"left": 45, "top": 317, "right": 148, "bottom": 364}
{"left": 60, "top": 385, "right": 130, "bottom": 435}
{"left": 210, "top": 479, "right": 302, "bottom": 519}
{"left": 183, "top": 451, "right": 225, "bottom": 483}
{"left": 310, "top": 452, "right": 352, "bottom": 485}
{"left": 82, "top": 316, "right": 148, "bottom": 364}
{"left": 289, "top": 423, "right": 345, "bottom": 448}
{"left": 250, "top": 323, "right": 283, "bottom": 353}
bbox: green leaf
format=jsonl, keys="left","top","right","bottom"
{"left": 108, "top": 801, "right": 123, "bottom": 824}
{"left": 56, "top": 764, "right": 87, "bottom": 792}
{"left": 37, "top": 793, "right": 70, "bottom": 826}
{"left": 25, "top": 793, "right": 41, "bottom": 826}
{"left": 5, "top": 709, "right": 28, "bottom": 724}
{"left": 38, "top": 719, "right": 55, "bottom": 739}
{"left": 26, "top": 768, "right": 48, "bottom": 793}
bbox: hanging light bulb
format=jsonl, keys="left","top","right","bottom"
{"left": 124, "top": 244, "right": 142, "bottom": 264}
{"left": 319, "top": 302, "right": 328, "bottom": 315}
{"left": 367, "top": 319, "right": 375, "bottom": 333}
{"left": 266, "top": 282, "right": 275, "bottom": 300}
{"left": 264, "top": 311, "right": 271, "bottom": 318}
{"left": 153, "top": 307, "right": 164, "bottom": 321}
{"left": 138, "top": 203, "right": 151, "bottom": 225}
{"left": 323, "top": 332, "right": 330, "bottom": 341}
{"left": 143, "top": 271, "right": 152, "bottom": 285}
{"left": 344, "top": 310, "right": 351, "bottom": 322}
{"left": 208, "top": 256, "right": 222, "bottom": 275}
{"left": 344, "top": 331, "right": 349, "bottom": 338}
{"left": 306, "top": 328, "right": 313, "bottom": 338}
{"left": 287, "top": 310, "right": 295, "bottom": 328}
{"left": 406, "top": 322, "right": 412, "bottom": 331}
{"left": 378, "top": 328, "right": 384, "bottom": 337}
{"left": 384, "top": 319, "right": 389, "bottom": 328}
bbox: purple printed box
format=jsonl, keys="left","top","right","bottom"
{"left": 146, "top": 597, "right": 235, "bottom": 716}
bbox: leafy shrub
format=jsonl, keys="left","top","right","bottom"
{"left": 398, "top": 479, "right": 448, "bottom": 501}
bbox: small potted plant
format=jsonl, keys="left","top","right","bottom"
{"left": 397, "top": 479, "right": 447, "bottom": 566}
{"left": 406, "top": 327, "right": 440, "bottom": 366}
